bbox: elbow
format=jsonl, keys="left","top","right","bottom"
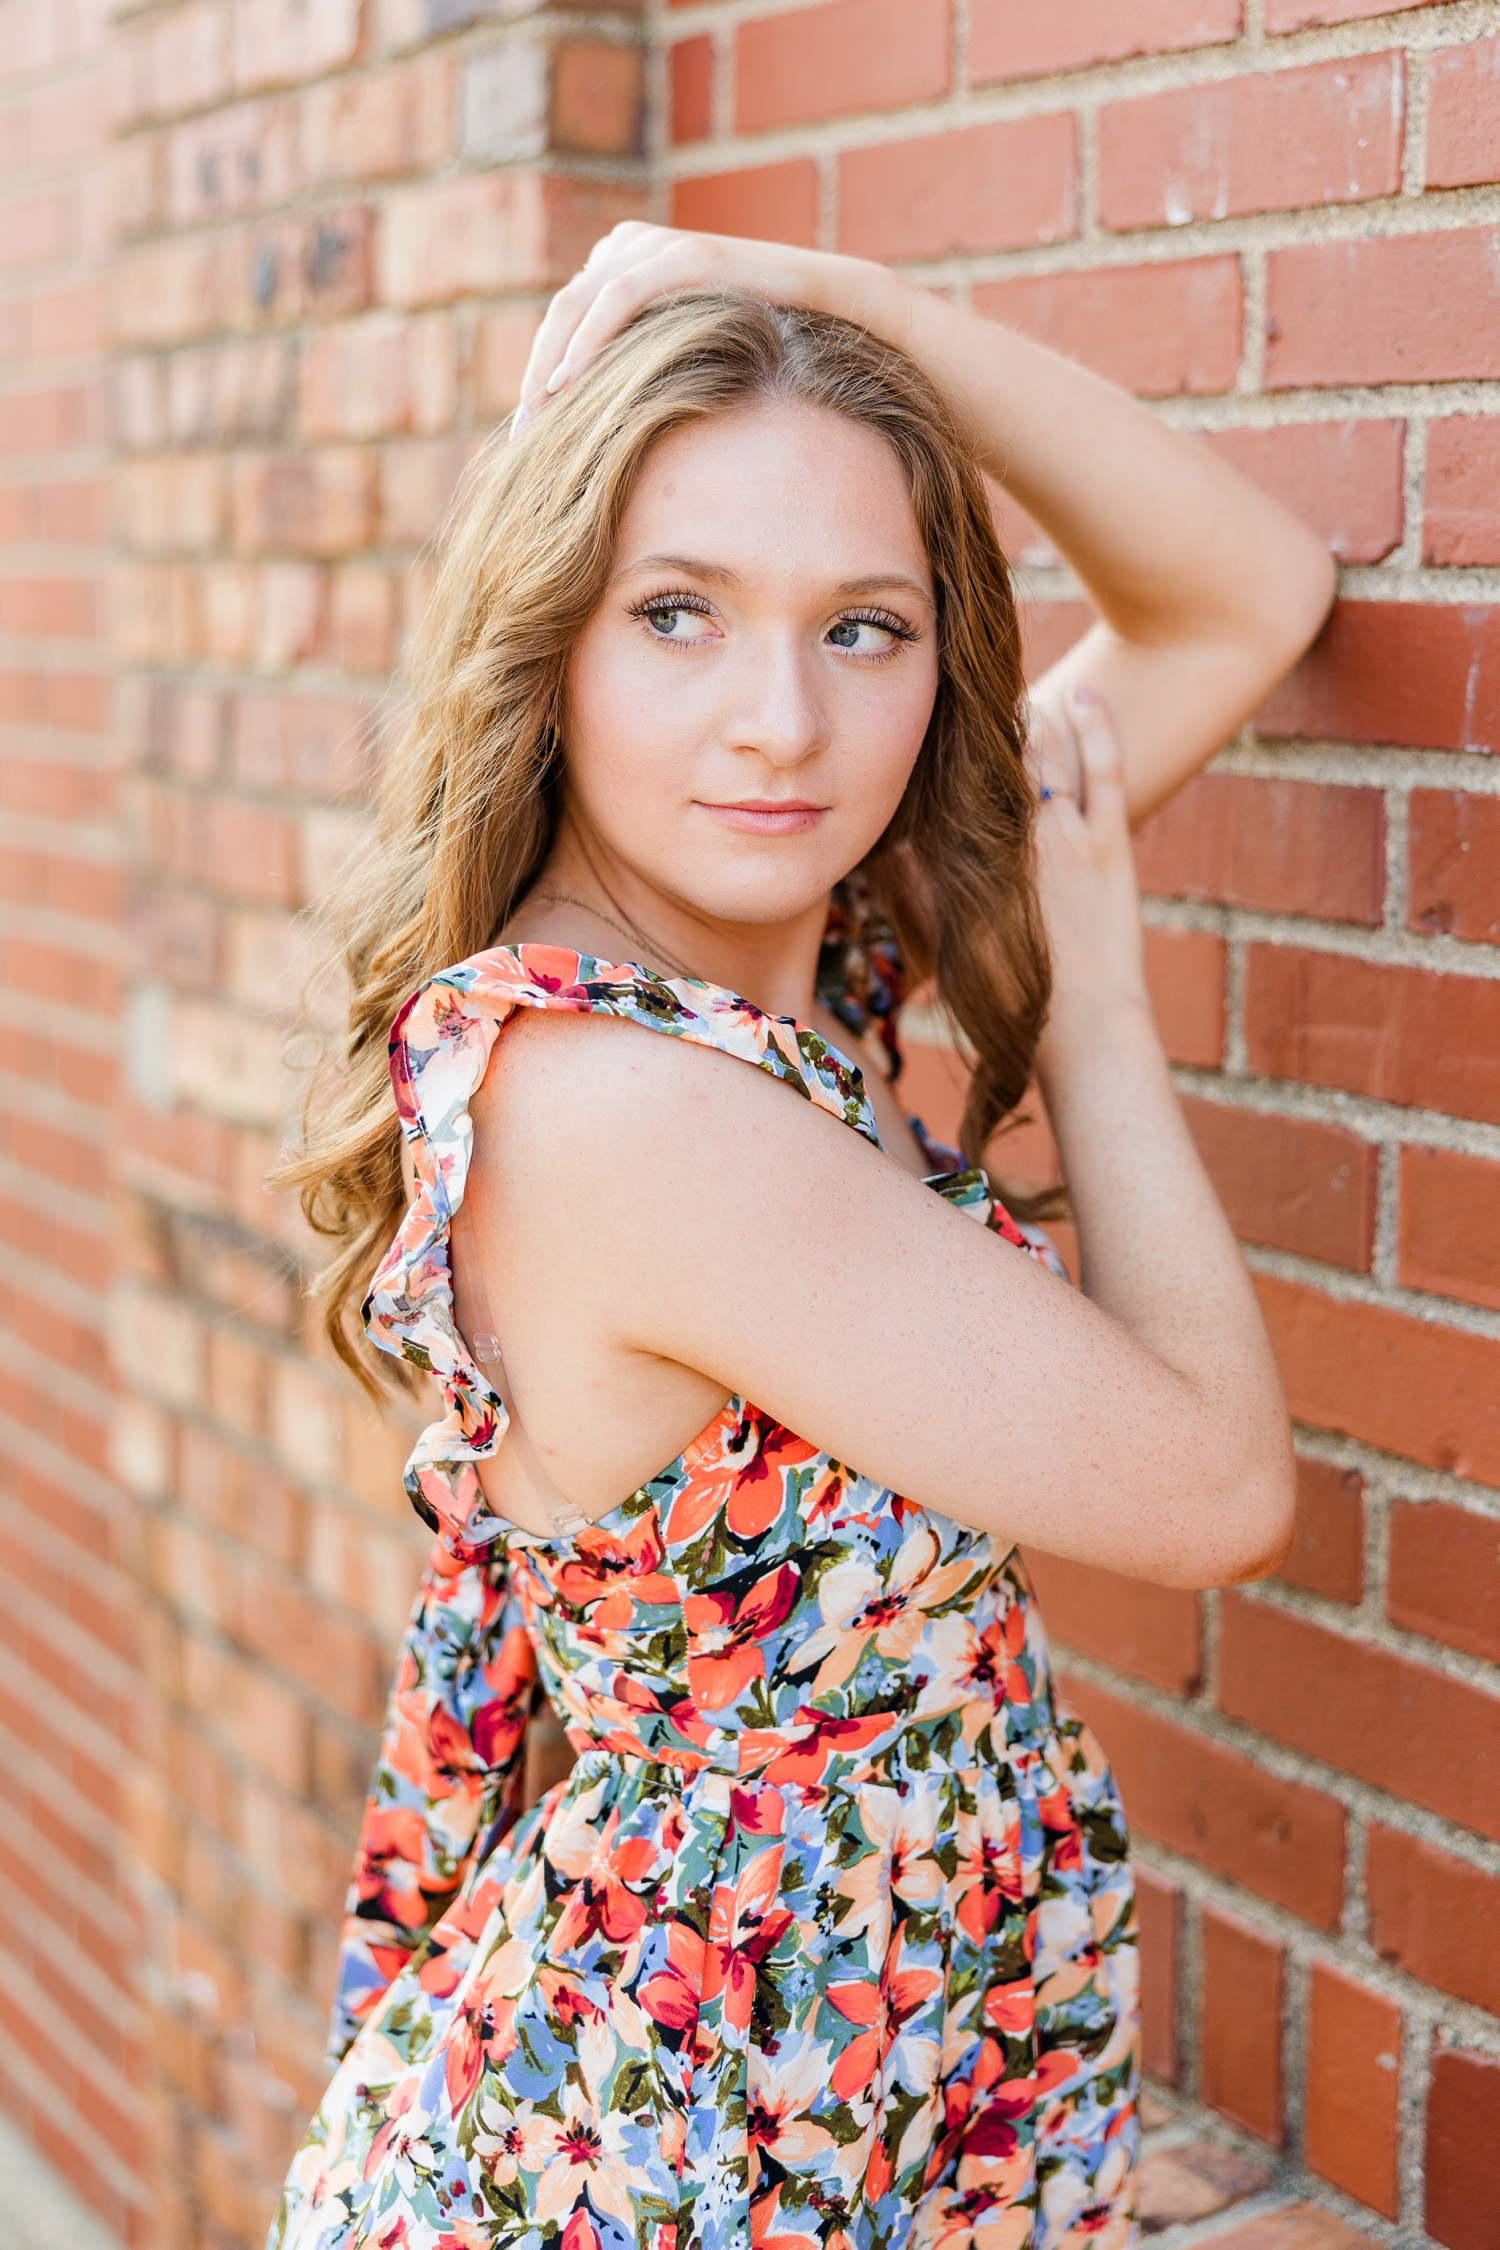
{"left": 1198, "top": 1453, "right": 1299, "bottom": 1591}
{"left": 1267, "top": 533, "right": 1338, "bottom": 674}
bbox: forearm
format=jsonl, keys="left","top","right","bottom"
{"left": 1038, "top": 1000, "right": 1290, "bottom": 1510}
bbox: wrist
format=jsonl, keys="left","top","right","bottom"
{"left": 1034, "top": 988, "right": 1159, "bottom": 1096}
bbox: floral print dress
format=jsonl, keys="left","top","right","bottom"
{"left": 270, "top": 943, "right": 1139, "bottom": 2250}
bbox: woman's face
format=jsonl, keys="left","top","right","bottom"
{"left": 562, "top": 399, "right": 941, "bottom": 927}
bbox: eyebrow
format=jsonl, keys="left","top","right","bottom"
{"left": 613, "top": 553, "right": 934, "bottom": 604}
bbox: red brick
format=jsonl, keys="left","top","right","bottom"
{"left": 1100, "top": 55, "right": 1402, "bottom": 234}
{"left": 1427, "top": 36, "right": 1500, "bottom": 191}
{"left": 971, "top": 0, "right": 1240, "bottom": 84}
{"left": 1303, "top": 1964, "right": 1401, "bottom": 2217}
{"left": 1134, "top": 1864, "right": 1180, "bottom": 2083}
{"left": 672, "top": 162, "right": 819, "bottom": 250}
{"left": 551, "top": 41, "right": 645, "bottom": 158}
{"left": 1424, "top": 418, "right": 1500, "bottom": 567}
{"left": 1367, "top": 1825, "right": 1500, "bottom": 2017}
{"left": 474, "top": 308, "right": 542, "bottom": 420}
{"left": 1020, "top": 1549, "right": 1201, "bottom": 1691}
{"left": 1387, "top": 1498, "right": 1500, "bottom": 1664}
{"left": 976, "top": 259, "right": 1242, "bottom": 397}
{"left": 1409, "top": 789, "right": 1500, "bottom": 941}
{"left": 231, "top": 0, "right": 361, "bottom": 92}
{"left": 1260, "top": 1271, "right": 1500, "bottom": 1490}
{"left": 1143, "top": 927, "right": 1225, "bottom": 1068}
{"left": 1277, "top": 1457, "right": 1364, "bottom": 1605}
{"left": 1135, "top": 773, "right": 1384, "bottom": 925}
{"left": 670, "top": 35, "right": 713, "bottom": 145}
{"left": 1262, "top": 601, "right": 1500, "bottom": 754}
{"left": 1218, "top": 1590, "right": 1500, "bottom": 1839}
{"left": 1059, "top": 1674, "right": 1347, "bottom": 1925}
{"left": 1268, "top": 0, "right": 1441, "bottom": 23}
{"left": 1267, "top": 230, "right": 1500, "bottom": 390}
{"left": 1399, "top": 1146, "right": 1500, "bottom": 1316}
{"left": 1245, "top": 945, "right": 1500, "bottom": 1129}
{"left": 1179, "top": 1098, "right": 1376, "bottom": 1272}
{"left": 1426, "top": 2046, "right": 1500, "bottom": 2250}
{"left": 1200, "top": 1907, "right": 1284, "bottom": 2142}
{"left": 839, "top": 115, "right": 1075, "bottom": 264}
{"left": 735, "top": 0, "right": 949, "bottom": 132}
{"left": 1202, "top": 420, "right": 1403, "bottom": 567}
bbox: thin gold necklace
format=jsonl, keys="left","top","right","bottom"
{"left": 528, "top": 888, "right": 700, "bottom": 983}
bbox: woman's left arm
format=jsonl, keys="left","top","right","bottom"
{"left": 520, "top": 230, "right": 1337, "bottom": 821}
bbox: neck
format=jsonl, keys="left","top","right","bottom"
{"left": 529, "top": 818, "right": 830, "bottom": 1023}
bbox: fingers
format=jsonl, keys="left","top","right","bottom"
{"left": 1065, "top": 682, "right": 1127, "bottom": 835}
{"left": 517, "top": 225, "right": 712, "bottom": 419}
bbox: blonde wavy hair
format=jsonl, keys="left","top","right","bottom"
{"left": 277, "top": 291, "right": 1051, "bottom": 1391}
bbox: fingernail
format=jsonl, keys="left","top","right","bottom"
{"left": 1070, "top": 681, "right": 1097, "bottom": 707}
{"left": 511, "top": 401, "right": 532, "bottom": 433}
{"left": 546, "top": 359, "right": 576, "bottom": 395}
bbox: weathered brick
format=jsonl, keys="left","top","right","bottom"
{"left": 1245, "top": 944, "right": 1500, "bottom": 1128}
{"left": 735, "top": 0, "right": 949, "bottom": 133}
{"left": 1179, "top": 1097, "right": 1376, "bottom": 1271}
{"left": 230, "top": 448, "right": 375, "bottom": 558}
{"left": 1135, "top": 773, "right": 1384, "bottom": 924}
{"left": 1060, "top": 1674, "right": 1348, "bottom": 1925}
{"left": 1303, "top": 1964, "right": 1401, "bottom": 2218}
{"left": 838, "top": 115, "right": 1076, "bottom": 263}
{"left": 970, "top": 0, "right": 1240, "bottom": 84}
{"left": 1021, "top": 1548, "right": 1201, "bottom": 1691}
{"left": 1100, "top": 55, "right": 1402, "bottom": 232}
{"left": 1219, "top": 1590, "right": 1500, "bottom": 1838}
{"left": 1136, "top": 2140, "right": 1274, "bottom": 2231}
{"left": 672, "top": 161, "right": 819, "bottom": 249}
{"left": 1424, "top": 418, "right": 1500, "bottom": 567}
{"left": 1134, "top": 1863, "right": 1180, "bottom": 2082}
{"left": 1143, "top": 927, "right": 1224, "bottom": 1067}
{"left": 1277, "top": 1457, "right": 1364, "bottom": 1605}
{"left": 1267, "top": 230, "right": 1500, "bottom": 389}
{"left": 1262, "top": 600, "right": 1500, "bottom": 754}
{"left": 1426, "top": 34, "right": 1500, "bottom": 191}
{"left": 976, "top": 259, "right": 1242, "bottom": 396}
{"left": 1200, "top": 1906, "right": 1284, "bottom": 2142}
{"left": 1204, "top": 418, "right": 1402, "bottom": 565}
{"left": 379, "top": 174, "right": 643, "bottom": 309}
{"left": 1398, "top": 1145, "right": 1500, "bottom": 1315}
{"left": 1268, "top": 0, "right": 1441, "bottom": 23}
{"left": 298, "top": 314, "right": 456, "bottom": 443}
{"left": 1426, "top": 2047, "right": 1500, "bottom": 2250}
{"left": 551, "top": 40, "right": 644, "bottom": 158}
{"left": 1387, "top": 1497, "right": 1500, "bottom": 1664}
{"left": 1367, "top": 1825, "right": 1500, "bottom": 2017}
{"left": 231, "top": 0, "right": 362, "bottom": 93}
{"left": 670, "top": 35, "right": 713, "bottom": 146}
{"left": 1258, "top": 1272, "right": 1500, "bottom": 1490}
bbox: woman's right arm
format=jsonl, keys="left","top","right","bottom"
{"left": 476, "top": 698, "right": 1294, "bottom": 1594}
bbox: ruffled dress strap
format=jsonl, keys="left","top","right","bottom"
{"left": 362, "top": 944, "right": 883, "bottom": 1554}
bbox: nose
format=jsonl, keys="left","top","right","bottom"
{"left": 726, "top": 630, "right": 830, "bottom": 768}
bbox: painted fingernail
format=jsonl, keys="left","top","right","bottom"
{"left": 1070, "top": 681, "right": 1097, "bottom": 707}
{"left": 546, "top": 358, "right": 577, "bottom": 395}
{"left": 512, "top": 401, "right": 532, "bottom": 433}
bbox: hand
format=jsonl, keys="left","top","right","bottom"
{"left": 516, "top": 224, "right": 885, "bottom": 423}
{"left": 1033, "top": 684, "right": 1152, "bottom": 1077}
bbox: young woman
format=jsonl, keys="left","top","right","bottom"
{"left": 271, "top": 228, "right": 1334, "bottom": 2250}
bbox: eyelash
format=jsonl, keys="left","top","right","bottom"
{"left": 626, "top": 590, "right": 918, "bottom": 655}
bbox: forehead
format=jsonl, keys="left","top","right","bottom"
{"left": 616, "top": 399, "right": 931, "bottom": 584}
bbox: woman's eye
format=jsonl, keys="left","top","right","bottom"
{"left": 643, "top": 604, "right": 714, "bottom": 642}
{"left": 827, "top": 616, "right": 903, "bottom": 654}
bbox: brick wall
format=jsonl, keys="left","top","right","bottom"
{"left": 665, "top": 0, "right": 1500, "bottom": 2241}
{"left": 3, "top": 0, "right": 1500, "bottom": 2245}
{"left": 0, "top": 0, "right": 146, "bottom": 2238}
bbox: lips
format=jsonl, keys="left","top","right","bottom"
{"left": 696, "top": 801, "right": 827, "bottom": 835}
